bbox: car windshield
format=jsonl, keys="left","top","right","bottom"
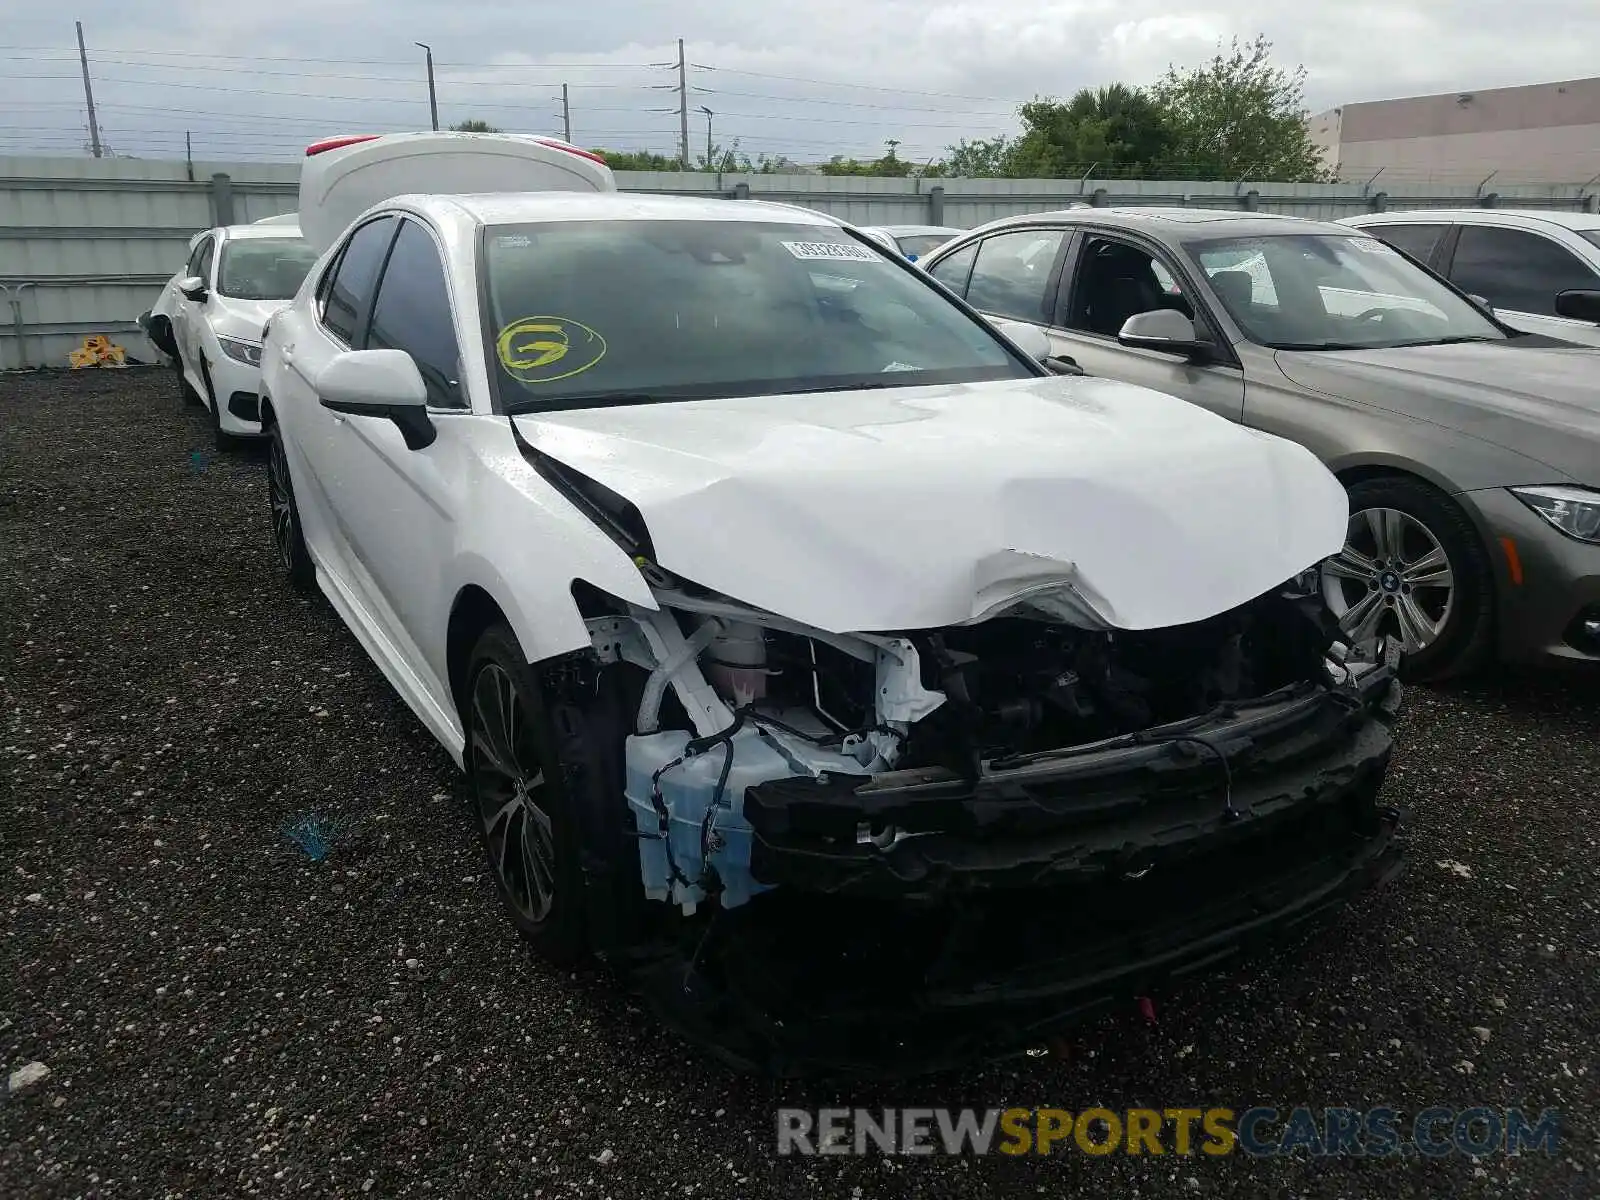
{"left": 895, "top": 233, "right": 957, "bottom": 258}
{"left": 1580, "top": 230, "right": 1600, "bottom": 252}
{"left": 217, "top": 237, "right": 320, "bottom": 301}
{"left": 481, "top": 219, "right": 1032, "bottom": 410}
{"left": 1187, "top": 233, "right": 1507, "bottom": 350}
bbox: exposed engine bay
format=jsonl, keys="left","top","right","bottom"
{"left": 512, "top": 386, "right": 1402, "bottom": 1076}
{"left": 586, "top": 560, "right": 1396, "bottom": 920}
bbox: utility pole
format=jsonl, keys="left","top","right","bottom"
{"left": 700, "top": 106, "right": 713, "bottom": 171}
{"left": 416, "top": 42, "right": 439, "bottom": 131}
{"left": 561, "top": 83, "right": 571, "bottom": 142}
{"left": 185, "top": 131, "right": 193, "bottom": 181}
{"left": 677, "top": 38, "right": 690, "bottom": 169}
{"left": 75, "top": 20, "right": 102, "bottom": 158}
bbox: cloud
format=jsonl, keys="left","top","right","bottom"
{"left": 2, "top": 1, "right": 1597, "bottom": 165}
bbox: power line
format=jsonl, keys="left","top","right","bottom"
{"left": 0, "top": 55, "right": 671, "bottom": 88}
{"left": 0, "top": 45, "right": 660, "bottom": 68}
{"left": 693, "top": 63, "right": 1026, "bottom": 104}
{"left": 696, "top": 88, "right": 1014, "bottom": 116}
{"left": 3, "top": 73, "right": 669, "bottom": 114}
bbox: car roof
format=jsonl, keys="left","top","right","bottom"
{"left": 1344, "top": 208, "right": 1600, "bottom": 231}
{"left": 218, "top": 223, "right": 306, "bottom": 241}
{"left": 864, "top": 224, "right": 963, "bottom": 236}
{"left": 427, "top": 191, "right": 847, "bottom": 229}
{"left": 966, "top": 206, "right": 1358, "bottom": 241}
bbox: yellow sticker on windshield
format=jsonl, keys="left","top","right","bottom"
{"left": 495, "top": 316, "right": 607, "bottom": 385}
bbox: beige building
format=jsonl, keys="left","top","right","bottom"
{"left": 1309, "top": 77, "right": 1600, "bottom": 185}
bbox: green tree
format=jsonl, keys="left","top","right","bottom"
{"left": 697, "top": 137, "right": 754, "bottom": 173}
{"left": 819, "top": 141, "right": 914, "bottom": 177}
{"left": 591, "top": 149, "right": 681, "bottom": 171}
{"left": 1004, "top": 84, "right": 1175, "bottom": 177}
{"left": 1149, "top": 35, "right": 1328, "bottom": 181}
{"left": 751, "top": 152, "right": 801, "bottom": 174}
{"left": 940, "top": 135, "right": 1012, "bottom": 177}
{"left": 450, "top": 119, "right": 503, "bottom": 133}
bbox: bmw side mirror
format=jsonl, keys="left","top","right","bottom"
{"left": 178, "top": 275, "right": 209, "bottom": 302}
{"left": 1118, "top": 309, "right": 1210, "bottom": 361}
{"left": 315, "top": 349, "right": 437, "bottom": 450}
{"left": 1554, "top": 288, "right": 1600, "bottom": 324}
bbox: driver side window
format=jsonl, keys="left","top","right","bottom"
{"left": 365, "top": 219, "right": 465, "bottom": 409}
{"left": 1064, "top": 236, "right": 1195, "bottom": 338}
{"left": 186, "top": 236, "right": 214, "bottom": 283}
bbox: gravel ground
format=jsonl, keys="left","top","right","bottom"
{"left": 2, "top": 367, "right": 1596, "bottom": 1199}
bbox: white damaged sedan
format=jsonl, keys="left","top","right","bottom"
{"left": 259, "top": 134, "right": 1405, "bottom": 1074}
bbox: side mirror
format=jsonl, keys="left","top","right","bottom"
{"left": 178, "top": 275, "right": 209, "bottom": 302}
{"left": 315, "top": 349, "right": 436, "bottom": 450}
{"left": 993, "top": 319, "right": 1052, "bottom": 363}
{"left": 1554, "top": 288, "right": 1600, "bottom": 324}
{"left": 1117, "top": 309, "right": 1210, "bottom": 360}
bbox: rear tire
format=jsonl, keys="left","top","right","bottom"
{"left": 464, "top": 625, "right": 589, "bottom": 965}
{"left": 267, "top": 421, "right": 316, "bottom": 593}
{"left": 1323, "top": 476, "right": 1493, "bottom": 681}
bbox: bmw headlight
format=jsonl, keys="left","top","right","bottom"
{"left": 217, "top": 336, "right": 262, "bottom": 368}
{"left": 1511, "top": 485, "right": 1600, "bottom": 544}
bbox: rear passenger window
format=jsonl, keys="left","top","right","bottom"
{"left": 366, "top": 220, "right": 464, "bottom": 408}
{"left": 1449, "top": 226, "right": 1599, "bottom": 317}
{"left": 928, "top": 242, "right": 978, "bottom": 296}
{"left": 322, "top": 216, "right": 397, "bottom": 345}
{"left": 965, "top": 229, "right": 1067, "bottom": 324}
{"left": 1366, "top": 223, "right": 1447, "bottom": 264}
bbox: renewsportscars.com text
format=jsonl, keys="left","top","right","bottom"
{"left": 776, "top": 1106, "right": 1562, "bottom": 1158}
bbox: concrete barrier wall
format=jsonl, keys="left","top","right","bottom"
{"left": 3, "top": 154, "right": 1595, "bottom": 369}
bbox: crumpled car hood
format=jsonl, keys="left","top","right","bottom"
{"left": 512, "top": 376, "right": 1349, "bottom": 634}
{"left": 1275, "top": 339, "right": 1600, "bottom": 485}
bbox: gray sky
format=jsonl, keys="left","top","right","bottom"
{"left": 4, "top": 2, "right": 1597, "bottom": 167}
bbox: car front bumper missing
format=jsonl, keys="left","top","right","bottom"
{"left": 623, "top": 666, "right": 1406, "bottom": 1077}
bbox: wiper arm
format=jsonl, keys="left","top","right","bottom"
{"left": 505, "top": 392, "right": 669, "bottom": 414}
{"left": 785, "top": 380, "right": 903, "bottom": 395}
{"left": 1271, "top": 341, "right": 1367, "bottom": 351}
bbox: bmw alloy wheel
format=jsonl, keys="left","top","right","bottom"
{"left": 1321, "top": 506, "right": 1456, "bottom": 655}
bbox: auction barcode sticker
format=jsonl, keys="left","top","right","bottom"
{"left": 782, "top": 240, "right": 880, "bottom": 262}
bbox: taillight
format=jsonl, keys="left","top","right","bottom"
{"left": 305, "top": 135, "right": 381, "bottom": 157}
{"left": 532, "top": 137, "right": 607, "bottom": 166}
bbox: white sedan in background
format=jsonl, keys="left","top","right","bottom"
{"left": 252, "top": 133, "right": 1406, "bottom": 1074}
{"left": 860, "top": 224, "right": 964, "bottom": 262}
{"left": 1340, "top": 208, "right": 1600, "bottom": 346}
{"left": 141, "top": 222, "right": 320, "bottom": 448}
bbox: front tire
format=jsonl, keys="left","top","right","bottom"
{"left": 1321, "top": 476, "right": 1493, "bottom": 681}
{"left": 267, "top": 422, "right": 316, "bottom": 593}
{"left": 175, "top": 351, "right": 202, "bottom": 407}
{"left": 202, "top": 359, "right": 244, "bottom": 452}
{"left": 465, "top": 624, "right": 588, "bottom": 965}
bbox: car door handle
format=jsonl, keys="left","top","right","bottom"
{"left": 280, "top": 343, "right": 295, "bottom": 363}
{"left": 1044, "top": 354, "right": 1085, "bottom": 376}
